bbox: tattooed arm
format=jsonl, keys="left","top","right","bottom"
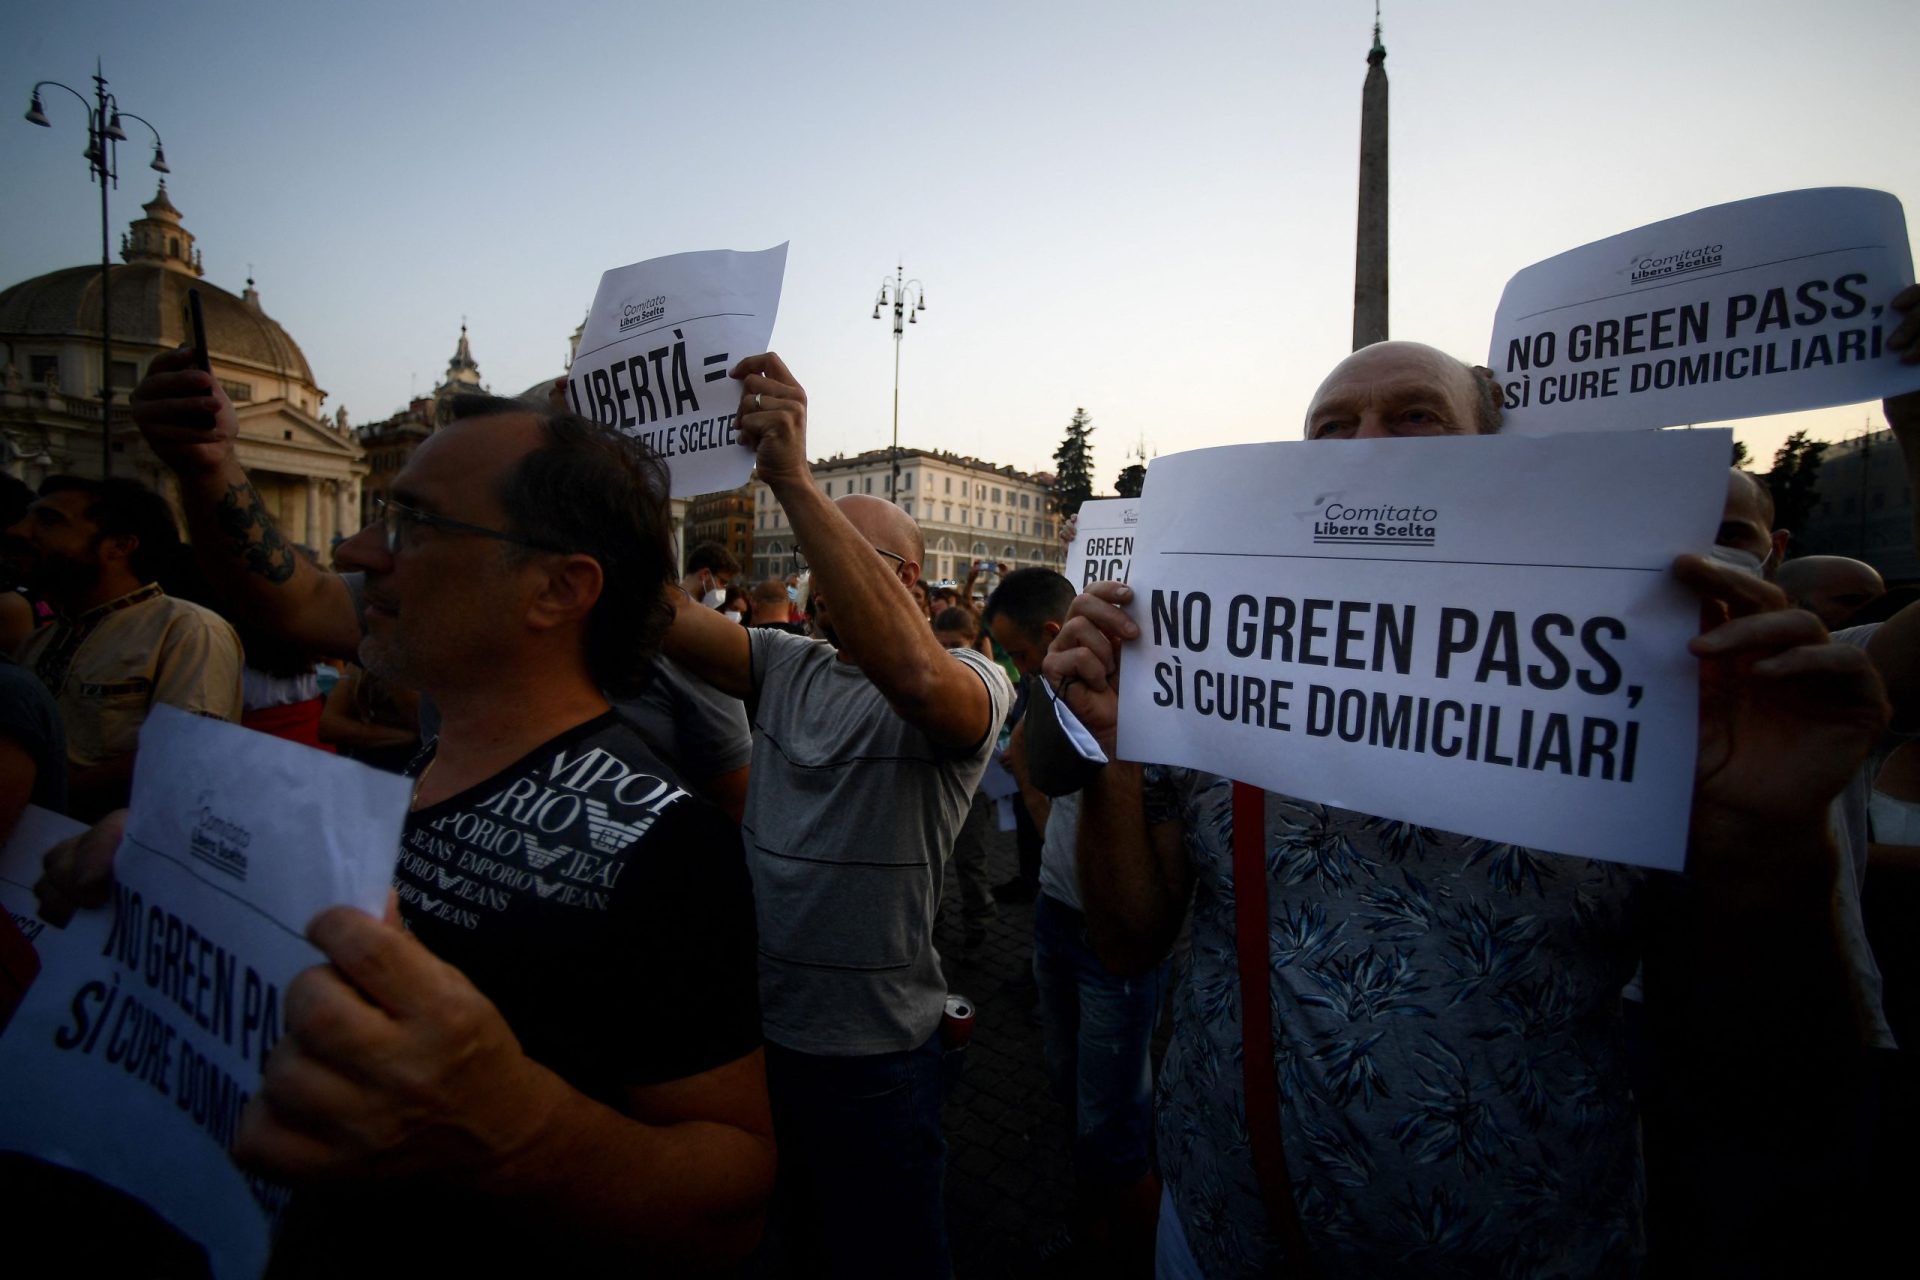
{"left": 131, "top": 349, "right": 363, "bottom": 658}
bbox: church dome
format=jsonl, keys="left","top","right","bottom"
{"left": 0, "top": 265, "right": 315, "bottom": 386}
{"left": 0, "top": 181, "right": 316, "bottom": 389}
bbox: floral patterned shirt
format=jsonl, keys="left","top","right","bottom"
{"left": 1145, "top": 767, "right": 1652, "bottom": 1278}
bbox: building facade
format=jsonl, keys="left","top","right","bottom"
{"left": 356, "top": 324, "right": 489, "bottom": 527}
{"left": 750, "top": 446, "right": 1062, "bottom": 584}
{"left": 0, "top": 182, "right": 366, "bottom": 550}
{"left": 688, "top": 485, "right": 753, "bottom": 570}
{"left": 1796, "top": 427, "right": 1918, "bottom": 582}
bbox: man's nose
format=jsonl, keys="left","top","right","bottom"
{"left": 1351, "top": 413, "right": 1392, "bottom": 440}
{"left": 332, "top": 520, "right": 390, "bottom": 573}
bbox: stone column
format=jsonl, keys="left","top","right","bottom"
{"left": 305, "top": 476, "right": 320, "bottom": 548}
{"left": 333, "top": 479, "right": 350, "bottom": 545}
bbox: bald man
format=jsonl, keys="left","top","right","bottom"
{"left": 1044, "top": 340, "right": 1886, "bottom": 1277}
{"left": 662, "top": 354, "right": 1012, "bottom": 1279}
{"left": 1776, "top": 555, "right": 1886, "bottom": 629}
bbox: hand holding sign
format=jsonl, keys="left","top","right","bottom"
{"left": 235, "top": 905, "right": 553, "bottom": 1185}
{"left": 31, "top": 808, "right": 126, "bottom": 926}
{"left": 1679, "top": 554, "right": 1888, "bottom": 844}
{"left": 731, "top": 353, "right": 810, "bottom": 490}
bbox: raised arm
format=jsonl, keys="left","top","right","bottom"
{"left": 1043, "top": 581, "right": 1192, "bottom": 973}
{"left": 130, "top": 349, "right": 362, "bottom": 658}
{"left": 734, "top": 353, "right": 992, "bottom": 751}
{"left": 659, "top": 588, "right": 753, "bottom": 701}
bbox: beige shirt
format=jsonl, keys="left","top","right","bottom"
{"left": 19, "top": 583, "right": 243, "bottom": 768}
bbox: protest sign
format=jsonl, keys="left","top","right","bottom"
{"left": 1489, "top": 188, "right": 1920, "bottom": 433}
{"left": 0, "top": 708, "right": 409, "bottom": 1279}
{"left": 1115, "top": 429, "right": 1731, "bottom": 869}
{"left": 1065, "top": 498, "right": 1141, "bottom": 589}
{"left": 566, "top": 244, "right": 788, "bottom": 497}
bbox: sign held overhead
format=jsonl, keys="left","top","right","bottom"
{"left": 1489, "top": 189, "right": 1920, "bottom": 433}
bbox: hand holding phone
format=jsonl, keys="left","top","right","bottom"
{"left": 184, "top": 288, "right": 212, "bottom": 374}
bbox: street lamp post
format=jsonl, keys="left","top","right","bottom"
{"left": 871, "top": 264, "right": 927, "bottom": 504}
{"left": 23, "top": 60, "right": 169, "bottom": 479}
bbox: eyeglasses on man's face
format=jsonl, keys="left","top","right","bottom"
{"left": 795, "top": 543, "right": 906, "bottom": 571}
{"left": 372, "top": 497, "right": 567, "bottom": 555}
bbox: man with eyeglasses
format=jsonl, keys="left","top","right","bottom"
{"left": 661, "top": 353, "right": 1012, "bottom": 1279}
{"left": 78, "top": 350, "right": 777, "bottom": 1273}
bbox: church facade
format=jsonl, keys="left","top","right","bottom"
{"left": 0, "top": 182, "right": 366, "bottom": 552}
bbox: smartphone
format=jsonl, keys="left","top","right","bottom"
{"left": 184, "top": 288, "right": 212, "bottom": 374}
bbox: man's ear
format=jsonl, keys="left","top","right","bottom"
{"left": 526, "top": 554, "right": 605, "bottom": 632}
{"left": 901, "top": 561, "right": 923, "bottom": 590}
{"left": 1470, "top": 365, "right": 1504, "bottom": 433}
{"left": 1042, "top": 619, "right": 1062, "bottom": 647}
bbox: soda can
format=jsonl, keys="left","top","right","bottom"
{"left": 941, "top": 993, "right": 975, "bottom": 1048}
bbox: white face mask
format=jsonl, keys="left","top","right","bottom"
{"left": 703, "top": 587, "right": 727, "bottom": 609}
{"left": 1706, "top": 543, "right": 1767, "bottom": 578}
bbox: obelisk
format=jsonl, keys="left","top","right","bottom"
{"left": 1352, "top": 12, "right": 1389, "bottom": 351}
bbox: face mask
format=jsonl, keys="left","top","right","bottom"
{"left": 1706, "top": 543, "right": 1766, "bottom": 578}
{"left": 703, "top": 588, "right": 727, "bottom": 609}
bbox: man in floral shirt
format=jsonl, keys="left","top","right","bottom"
{"left": 1042, "top": 342, "right": 1889, "bottom": 1277}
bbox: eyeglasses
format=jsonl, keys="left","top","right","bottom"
{"left": 795, "top": 544, "right": 906, "bottom": 571}
{"left": 372, "top": 497, "right": 567, "bottom": 555}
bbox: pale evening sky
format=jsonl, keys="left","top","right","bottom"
{"left": 4, "top": 0, "right": 1916, "bottom": 488}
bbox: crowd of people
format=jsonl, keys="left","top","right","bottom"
{"left": 0, "top": 282, "right": 1916, "bottom": 1278}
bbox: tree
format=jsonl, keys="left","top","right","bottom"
{"left": 1730, "top": 439, "right": 1751, "bottom": 469}
{"left": 1766, "top": 430, "right": 1828, "bottom": 543}
{"left": 1114, "top": 462, "right": 1146, "bottom": 499}
{"left": 1051, "top": 407, "right": 1095, "bottom": 517}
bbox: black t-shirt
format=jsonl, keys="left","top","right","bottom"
{"left": 268, "top": 711, "right": 760, "bottom": 1273}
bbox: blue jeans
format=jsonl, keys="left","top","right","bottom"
{"left": 1033, "top": 892, "right": 1167, "bottom": 1189}
{"left": 763, "top": 1033, "right": 954, "bottom": 1279}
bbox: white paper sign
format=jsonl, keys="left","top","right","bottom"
{"left": 0, "top": 708, "right": 410, "bottom": 1280}
{"left": 566, "top": 244, "right": 788, "bottom": 497}
{"left": 1065, "top": 498, "right": 1141, "bottom": 589}
{"left": 1489, "top": 189, "right": 1920, "bottom": 433}
{"left": 1115, "top": 430, "right": 1732, "bottom": 869}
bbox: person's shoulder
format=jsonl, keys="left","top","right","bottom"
{"left": 749, "top": 623, "right": 830, "bottom": 675}
{"left": 1832, "top": 621, "right": 1880, "bottom": 650}
{"left": 154, "top": 592, "right": 240, "bottom": 640}
{"left": 949, "top": 643, "right": 1013, "bottom": 692}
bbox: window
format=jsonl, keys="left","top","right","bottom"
{"left": 992, "top": 513, "right": 1000, "bottom": 529}
{"left": 1021, "top": 519, "right": 1028, "bottom": 535}
{"left": 220, "top": 379, "right": 253, "bottom": 402}
{"left": 904, "top": 499, "right": 914, "bottom": 516}
{"left": 903, "top": 471, "right": 913, "bottom": 490}
{"left": 944, "top": 505, "right": 952, "bottom": 522}
{"left": 864, "top": 477, "right": 873, "bottom": 494}
{"left": 1021, "top": 494, "right": 1031, "bottom": 510}
{"left": 29, "top": 355, "right": 57, "bottom": 384}
{"left": 945, "top": 477, "right": 952, "bottom": 495}
{"left": 991, "top": 487, "right": 1001, "bottom": 503}
{"left": 111, "top": 360, "right": 138, "bottom": 388}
